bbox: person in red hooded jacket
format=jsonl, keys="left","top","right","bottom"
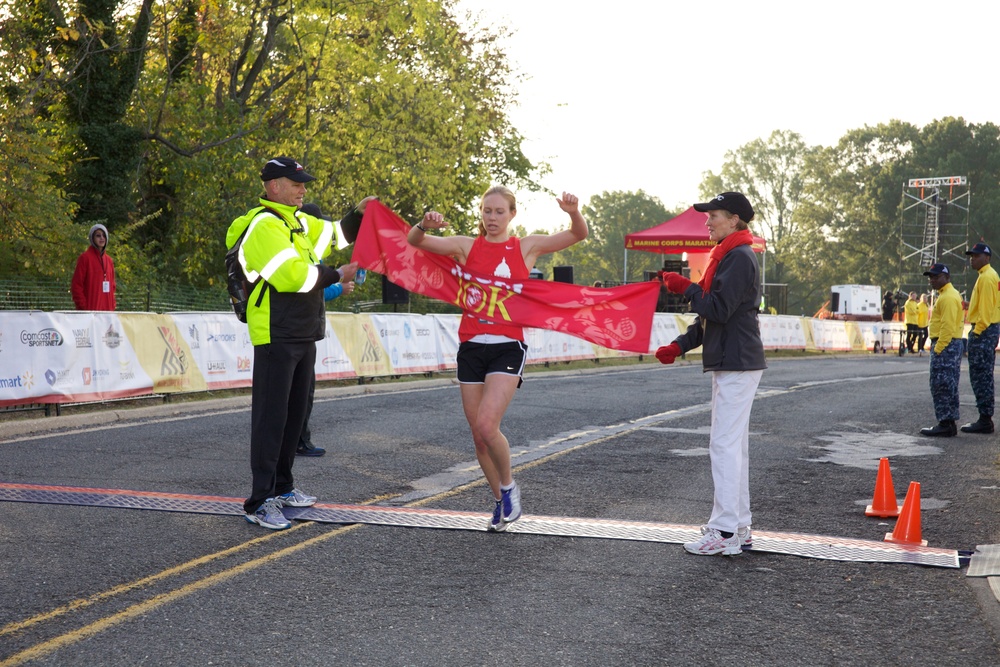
{"left": 71, "top": 224, "right": 116, "bottom": 311}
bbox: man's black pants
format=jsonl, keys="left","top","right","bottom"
{"left": 244, "top": 341, "right": 316, "bottom": 514}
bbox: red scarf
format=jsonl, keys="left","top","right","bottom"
{"left": 698, "top": 229, "right": 754, "bottom": 291}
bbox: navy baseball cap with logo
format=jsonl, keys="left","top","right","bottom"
{"left": 260, "top": 157, "right": 316, "bottom": 183}
{"left": 965, "top": 242, "right": 992, "bottom": 256}
{"left": 693, "top": 192, "right": 755, "bottom": 223}
{"left": 923, "top": 263, "right": 950, "bottom": 276}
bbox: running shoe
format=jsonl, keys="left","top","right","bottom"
{"left": 738, "top": 526, "right": 752, "bottom": 549}
{"left": 245, "top": 498, "right": 291, "bottom": 530}
{"left": 683, "top": 527, "right": 741, "bottom": 556}
{"left": 501, "top": 482, "right": 521, "bottom": 523}
{"left": 487, "top": 500, "right": 506, "bottom": 532}
{"left": 276, "top": 488, "right": 317, "bottom": 507}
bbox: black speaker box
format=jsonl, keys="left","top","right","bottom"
{"left": 553, "top": 266, "right": 574, "bottom": 284}
{"left": 382, "top": 274, "right": 409, "bottom": 305}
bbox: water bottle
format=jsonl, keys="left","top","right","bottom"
{"left": 355, "top": 268, "right": 367, "bottom": 285}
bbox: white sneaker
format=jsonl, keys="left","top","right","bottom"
{"left": 276, "top": 488, "right": 317, "bottom": 508}
{"left": 684, "top": 527, "right": 742, "bottom": 556}
{"left": 698, "top": 524, "right": 752, "bottom": 549}
{"left": 501, "top": 482, "right": 521, "bottom": 523}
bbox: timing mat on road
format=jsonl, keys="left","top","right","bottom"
{"left": 0, "top": 482, "right": 959, "bottom": 569}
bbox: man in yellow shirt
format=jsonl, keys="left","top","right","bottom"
{"left": 920, "top": 264, "right": 965, "bottom": 437}
{"left": 961, "top": 243, "right": 1000, "bottom": 434}
{"left": 916, "top": 293, "right": 930, "bottom": 354}
{"left": 904, "top": 291, "right": 920, "bottom": 353}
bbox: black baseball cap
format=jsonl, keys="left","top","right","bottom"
{"left": 260, "top": 157, "right": 316, "bottom": 183}
{"left": 693, "top": 192, "right": 755, "bottom": 223}
{"left": 965, "top": 242, "right": 992, "bottom": 256}
{"left": 923, "top": 263, "right": 950, "bottom": 276}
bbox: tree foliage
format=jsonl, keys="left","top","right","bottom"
{"left": 701, "top": 120, "right": 1000, "bottom": 314}
{"left": 540, "top": 190, "right": 674, "bottom": 287}
{"left": 700, "top": 130, "right": 814, "bottom": 288}
{"left": 0, "top": 0, "right": 536, "bottom": 292}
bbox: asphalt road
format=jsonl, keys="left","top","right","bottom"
{"left": 1, "top": 355, "right": 999, "bottom": 666}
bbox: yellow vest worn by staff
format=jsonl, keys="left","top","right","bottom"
{"left": 226, "top": 199, "right": 335, "bottom": 346}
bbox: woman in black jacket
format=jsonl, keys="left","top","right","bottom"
{"left": 657, "top": 192, "right": 767, "bottom": 556}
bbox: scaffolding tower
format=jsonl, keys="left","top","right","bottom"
{"left": 899, "top": 176, "right": 971, "bottom": 298}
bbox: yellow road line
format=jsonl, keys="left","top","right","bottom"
{"left": 0, "top": 522, "right": 313, "bottom": 638}
{"left": 1, "top": 429, "right": 639, "bottom": 666}
{"left": 0, "top": 523, "right": 363, "bottom": 667}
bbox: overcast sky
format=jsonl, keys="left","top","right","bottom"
{"left": 456, "top": 0, "right": 996, "bottom": 232}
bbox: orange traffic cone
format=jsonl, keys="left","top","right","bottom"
{"left": 865, "top": 457, "right": 901, "bottom": 517}
{"left": 884, "top": 481, "right": 927, "bottom": 546}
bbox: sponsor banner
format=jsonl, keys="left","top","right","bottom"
{"left": 431, "top": 315, "right": 460, "bottom": 371}
{"left": 119, "top": 313, "right": 208, "bottom": 393}
{"left": 327, "top": 313, "right": 392, "bottom": 378}
{"left": 0, "top": 311, "right": 74, "bottom": 405}
{"left": 647, "top": 314, "right": 689, "bottom": 351}
{"left": 843, "top": 321, "right": 868, "bottom": 352}
{"left": 526, "top": 327, "right": 598, "bottom": 364}
{"left": 9, "top": 311, "right": 971, "bottom": 406}
{"left": 369, "top": 313, "right": 441, "bottom": 375}
{"left": 87, "top": 312, "right": 155, "bottom": 399}
{"left": 318, "top": 314, "right": 358, "bottom": 380}
{"left": 0, "top": 311, "right": 156, "bottom": 406}
{"left": 172, "top": 313, "right": 253, "bottom": 389}
{"left": 759, "top": 315, "right": 809, "bottom": 349}
{"left": 808, "top": 318, "right": 854, "bottom": 352}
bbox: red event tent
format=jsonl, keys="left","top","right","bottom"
{"left": 625, "top": 206, "right": 766, "bottom": 254}
{"left": 622, "top": 207, "right": 766, "bottom": 283}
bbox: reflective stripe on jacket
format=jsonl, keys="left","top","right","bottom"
{"left": 226, "top": 198, "right": 334, "bottom": 345}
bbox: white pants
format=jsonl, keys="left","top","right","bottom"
{"left": 707, "top": 369, "right": 764, "bottom": 533}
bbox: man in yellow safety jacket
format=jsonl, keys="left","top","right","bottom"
{"left": 227, "top": 156, "right": 371, "bottom": 529}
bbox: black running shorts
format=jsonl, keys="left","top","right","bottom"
{"left": 456, "top": 340, "right": 528, "bottom": 384}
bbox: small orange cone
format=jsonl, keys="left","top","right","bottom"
{"left": 884, "top": 481, "right": 927, "bottom": 546}
{"left": 865, "top": 457, "right": 902, "bottom": 517}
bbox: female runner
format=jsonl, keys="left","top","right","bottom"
{"left": 408, "top": 186, "right": 588, "bottom": 530}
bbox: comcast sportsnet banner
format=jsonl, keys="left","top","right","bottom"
{"left": 352, "top": 201, "right": 660, "bottom": 353}
{"left": 0, "top": 311, "right": 154, "bottom": 406}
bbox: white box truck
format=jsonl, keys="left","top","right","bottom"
{"left": 830, "top": 284, "right": 882, "bottom": 321}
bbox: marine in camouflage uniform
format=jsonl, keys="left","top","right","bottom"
{"left": 920, "top": 264, "right": 964, "bottom": 437}
{"left": 961, "top": 243, "right": 1000, "bottom": 434}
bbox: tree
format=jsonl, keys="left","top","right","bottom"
{"left": 796, "top": 122, "right": 919, "bottom": 309}
{"left": 0, "top": 109, "right": 79, "bottom": 276}
{"left": 700, "top": 130, "right": 815, "bottom": 289}
{"left": 0, "top": 0, "right": 539, "bottom": 293}
{"left": 132, "top": 0, "right": 536, "bottom": 287}
{"left": 778, "top": 118, "right": 1000, "bottom": 314}
{"left": 541, "top": 190, "right": 674, "bottom": 286}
